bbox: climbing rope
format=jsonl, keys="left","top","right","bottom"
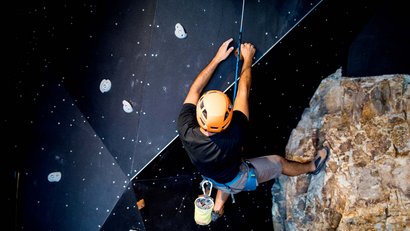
{"left": 233, "top": 0, "right": 246, "bottom": 102}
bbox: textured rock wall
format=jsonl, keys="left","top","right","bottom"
{"left": 272, "top": 69, "right": 410, "bottom": 231}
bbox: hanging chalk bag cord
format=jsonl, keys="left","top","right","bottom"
{"left": 194, "top": 180, "right": 214, "bottom": 225}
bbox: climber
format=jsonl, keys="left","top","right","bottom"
{"left": 177, "top": 37, "right": 330, "bottom": 222}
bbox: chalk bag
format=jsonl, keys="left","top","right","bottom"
{"left": 194, "top": 180, "right": 214, "bottom": 225}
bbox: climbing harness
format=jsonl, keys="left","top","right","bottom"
{"left": 201, "top": 161, "right": 258, "bottom": 203}
{"left": 232, "top": 0, "right": 246, "bottom": 102}
{"left": 194, "top": 180, "right": 214, "bottom": 225}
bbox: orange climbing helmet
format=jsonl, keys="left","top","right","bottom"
{"left": 196, "top": 90, "right": 233, "bottom": 133}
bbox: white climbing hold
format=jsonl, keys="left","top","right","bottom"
{"left": 99, "top": 79, "right": 112, "bottom": 93}
{"left": 122, "top": 100, "right": 133, "bottom": 113}
{"left": 175, "top": 23, "right": 187, "bottom": 39}
{"left": 48, "top": 172, "right": 62, "bottom": 182}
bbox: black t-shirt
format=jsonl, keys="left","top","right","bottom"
{"left": 177, "top": 103, "right": 248, "bottom": 183}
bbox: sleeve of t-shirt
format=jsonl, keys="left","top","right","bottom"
{"left": 233, "top": 111, "right": 248, "bottom": 125}
{"left": 177, "top": 103, "right": 197, "bottom": 138}
{"left": 232, "top": 110, "right": 249, "bottom": 135}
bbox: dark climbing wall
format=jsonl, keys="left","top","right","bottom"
{"left": 346, "top": 0, "right": 410, "bottom": 76}
{"left": 5, "top": 0, "right": 408, "bottom": 230}
{"left": 16, "top": 83, "right": 137, "bottom": 230}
